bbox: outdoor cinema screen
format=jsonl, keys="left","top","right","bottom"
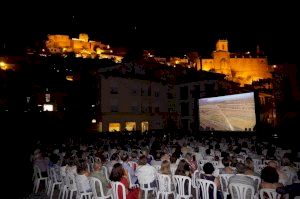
{"left": 198, "top": 92, "right": 256, "bottom": 131}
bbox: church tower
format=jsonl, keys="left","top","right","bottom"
{"left": 213, "top": 39, "right": 232, "bottom": 80}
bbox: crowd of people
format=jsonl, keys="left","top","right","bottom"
{"left": 31, "top": 132, "right": 300, "bottom": 199}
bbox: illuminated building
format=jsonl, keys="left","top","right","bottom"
{"left": 45, "top": 33, "right": 124, "bottom": 62}
{"left": 98, "top": 71, "right": 168, "bottom": 132}
{"left": 201, "top": 40, "right": 272, "bottom": 86}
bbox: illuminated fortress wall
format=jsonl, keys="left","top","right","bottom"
{"left": 202, "top": 40, "right": 272, "bottom": 86}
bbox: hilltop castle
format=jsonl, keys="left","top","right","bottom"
{"left": 201, "top": 40, "right": 272, "bottom": 86}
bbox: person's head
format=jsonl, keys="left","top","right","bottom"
{"left": 110, "top": 153, "right": 119, "bottom": 161}
{"left": 160, "top": 160, "right": 171, "bottom": 175}
{"left": 205, "top": 149, "right": 211, "bottom": 156}
{"left": 131, "top": 151, "right": 138, "bottom": 159}
{"left": 161, "top": 152, "right": 170, "bottom": 161}
{"left": 185, "top": 153, "right": 192, "bottom": 161}
{"left": 203, "top": 162, "right": 215, "bottom": 174}
{"left": 177, "top": 159, "right": 188, "bottom": 171}
{"left": 282, "top": 157, "right": 291, "bottom": 166}
{"left": 77, "top": 163, "right": 88, "bottom": 174}
{"left": 110, "top": 163, "right": 125, "bottom": 182}
{"left": 121, "top": 154, "right": 129, "bottom": 162}
{"left": 138, "top": 155, "right": 148, "bottom": 166}
{"left": 222, "top": 158, "right": 231, "bottom": 167}
{"left": 236, "top": 163, "right": 247, "bottom": 174}
{"left": 93, "top": 161, "right": 103, "bottom": 171}
{"left": 261, "top": 166, "right": 279, "bottom": 183}
{"left": 142, "top": 149, "right": 149, "bottom": 156}
{"left": 245, "top": 158, "right": 254, "bottom": 171}
{"left": 268, "top": 161, "right": 278, "bottom": 169}
{"left": 170, "top": 155, "right": 177, "bottom": 164}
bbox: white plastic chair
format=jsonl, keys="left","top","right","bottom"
{"left": 89, "top": 177, "right": 112, "bottom": 199}
{"left": 173, "top": 175, "right": 193, "bottom": 199}
{"left": 153, "top": 165, "right": 161, "bottom": 172}
{"left": 111, "top": 181, "right": 126, "bottom": 199}
{"left": 229, "top": 183, "right": 255, "bottom": 199}
{"left": 75, "top": 175, "right": 93, "bottom": 199}
{"left": 66, "top": 173, "right": 77, "bottom": 199}
{"left": 47, "top": 167, "right": 62, "bottom": 199}
{"left": 192, "top": 170, "right": 200, "bottom": 199}
{"left": 252, "top": 159, "right": 261, "bottom": 166}
{"left": 255, "top": 164, "right": 266, "bottom": 174}
{"left": 260, "top": 188, "right": 281, "bottom": 199}
{"left": 128, "top": 161, "right": 138, "bottom": 171}
{"left": 246, "top": 175, "right": 261, "bottom": 193}
{"left": 33, "top": 165, "right": 48, "bottom": 193}
{"left": 140, "top": 181, "right": 157, "bottom": 199}
{"left": 219, "top": 174, "right": 234, "bottom": 199}
{"left": 102, "top": 166, "right": 110, "bottom": 182}
{"left": 157, "top": 173, "right": 175, "bottom": 199}
{"left": 196, "top": 179, "right": 217, "bottom": 199}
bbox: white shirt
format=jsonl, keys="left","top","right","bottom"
{"left": 136, "top": 164, "right": 157, "bottom": 185}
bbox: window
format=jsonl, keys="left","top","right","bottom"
{"left": 130, "top": 101, "right": 139, "bottom": 113}
{"left": 180, "top": 102, "right": 189, "bottom": 116}
{"left": 148, "top": 86, "right": 151, "bottom": 96}
{"left": 141, "top": 121, "right": 149, "bottom": 133}
{"left": 110, "top": 99, "right": 119, "bottom": 112}
{"left": 110, "top": 81, "right": 119, "bottom": 94}
{"left": 125, "top": 122, "right": 136, "bottom": 131}
{"left": 192, "top": 85, "right": 200, "bottom": 98}
{"left": 180, "top": 86, "right": 189, "bottom": 100}
{"left": 110, "top": 87, "right": 118, "bottom": 94}
{"left": 109, "top": 123, "right": 120, "bottom": 132}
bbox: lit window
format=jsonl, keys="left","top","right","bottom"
{"left": 125, "top": 122, "right": 136, "bottom": 131}
{"left": 109, "top": 123, "right": 120, "bottom": 132}
{"left": 43, "top": 104, "right": 53, "bottom": 111}
{"left": 141, "top": 121, "right": 149, "bottom": 133}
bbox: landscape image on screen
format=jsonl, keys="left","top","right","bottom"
{"left": 199, "top": 92, "right": 256, "bottom": 131}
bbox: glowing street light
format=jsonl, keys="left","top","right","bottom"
{"left": 92, "top": 119, "right": 97, "bottom": 123}
{"left": 0, "top": 61, "right": 6, "bottom": 67}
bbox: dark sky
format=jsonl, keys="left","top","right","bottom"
{"left": 0, "top": 2, "right": 298, "bottom": 64}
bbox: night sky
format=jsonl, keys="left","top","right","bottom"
{"left": 0, "top": 2, "right": 298, "bottom": 64}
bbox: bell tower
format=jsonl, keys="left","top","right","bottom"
{"left": 213, "top": 39, "right": 232, "bottom": 80}
{"left": 216, "top": 39, "right": 228, "bottom": 51}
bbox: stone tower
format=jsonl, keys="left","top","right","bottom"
{"left": 213, "top": 39, "right": 232, "bottom": 80}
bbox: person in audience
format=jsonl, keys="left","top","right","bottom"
{"left": 276, "top": 170, "right": 300, "bottom": 198}
{"left": 136, "top": 155, "right": 157, "bottom": 188}
{"left": 185, "top": 153, "right": 197, "bottom": 173}
{"left": 204, "top": 149, "right": 214, "bottom": 160}
{"left": 268, "top": 160, "right": 289, "bottom": 185}
{"left": 199, "top": 162, "right": 222, "bottom": 199}
{"left": 130, "top": 150, "right": 139, "bottom": 163}
{"left": 121, "top": 154, "right": 138, "bottom": 184}
{"left": 260, "top": 166, "right": 283, "bottom": 189}
{"left": 75, "top": 163, "right": 92, "bottom": 193}
{"left": 281, "top": 156, "right": 298, "bottom": 185}
{"left": 34, "top": 152, "right": 49, "bottom": 177}
{"left": 220, "top": 157, "right": 235, "bottom": 174}
{"left": 160, "top": 160, "right": 172, "bottom": 175}
{"left": 106, "top": 153, "right": 120, "bottom": 174}
{"left": 200, "top": 162, "right": 221, "bottom": 188}
{"left": 175, "top": 159, "right": 192, "bottom": 178}
{"left": 228, "top": 163, "right": 255, "bottom": 199}
{"left": 160, "top": 152, "right": 170, "bottom": 162}
{"left": 110, "top": 163, "right": 139, "bottom": 199}
{"left": 91, "top": 161, "right": 111, "bottom": 195}
{"left": 141, "top": 149, "right": 153, "bottom": 164}
{"left": 66, "top": 156, "right": 78, "bottom": 178}
{"left": 245, "top": 157, "right": 260, "bottom": 176}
